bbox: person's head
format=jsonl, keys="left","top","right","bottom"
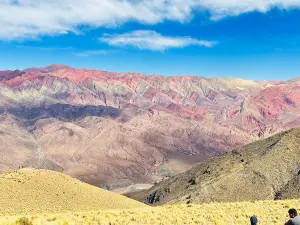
{"left": 288, "top": 208, "right": 298, "bottom": 218}
{"left": 250, "top": 216, "right": 258, "bottom": 225}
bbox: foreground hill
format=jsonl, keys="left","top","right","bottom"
{"left": 132, "top": 127, "right": 300, "bottom": 205}
{"left": 0, "top": 169, "right": 145, "bottom": 216}
{"left": 1, "top": 65, "right": 300, "bottom": 188}
{"left": 1, "top": 200, "right": 299, "bottom": 224}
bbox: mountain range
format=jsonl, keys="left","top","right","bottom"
{"left": 1, "top": 64, "right": 300, "bottom": 189}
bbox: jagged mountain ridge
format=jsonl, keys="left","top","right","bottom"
{"left": 1, "top": 64, "right": 300, "bottom": 188}
{"left": 132, "top": 127, "right": 300, "bottom": 205}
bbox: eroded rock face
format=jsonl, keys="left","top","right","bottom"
{"left": 1, "top": 65, "right": 300, "bottom": 188}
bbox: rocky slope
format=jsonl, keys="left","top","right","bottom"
{"left": 132, "top": 127, "right": 300, "bottom": 205}
{"left": 1, "top": 64, "right": 300, "bottom": 188}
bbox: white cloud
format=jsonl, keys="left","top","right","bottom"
{"left": 0, "top": 0, "right": 192, "bottom": 40}
{"left": 194, "top": 0, "right": 300, "bottom": 20}
{"left": 99, "top": 30, "right": 216, "bottom": 51}
{"left": 0, "top": 0, "right": 300, "bottom": 40}
{"left": 16, "top": 45, "right": 73, "bottom": 51}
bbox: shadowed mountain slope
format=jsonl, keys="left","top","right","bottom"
{"left": 0, "top": 70, "right": 24, "bottom": 81}
{"left": 132, "top": 127, "right": 300, "bottom": 205}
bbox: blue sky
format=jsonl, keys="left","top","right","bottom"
{"left": 0, "top": 1, "right": 300, "bottom": 81}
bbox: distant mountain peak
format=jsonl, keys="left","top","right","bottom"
{"left": 46, "top": 64, "right": 73, "bottom": 70}
{"left": 24, "top": 64, "right": 73, "bottom": 73}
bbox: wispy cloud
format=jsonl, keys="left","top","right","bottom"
{"left": 75, "top": 50, "right": 110, "bottom": 57}
{"left": 99, "top": 30, "right": 217, "bottom": 51}
{"left": 16, "top": 45, "right": 73, "bottom": 51}
{"left": 1, "top": 0, "right": 300, "bottom": 40}
{"left": 195, "top": 0, "right": 300, "bottom": 20}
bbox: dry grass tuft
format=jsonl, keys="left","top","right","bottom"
{"left": 15, "top": 217, "right": 32, "bottom": 225}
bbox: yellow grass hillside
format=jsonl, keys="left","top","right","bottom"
{"left": 0, "top": 169, "right": 146, "bottom": 216}
{"left": 1, "top": 199, "right": 300, "bottom": 225}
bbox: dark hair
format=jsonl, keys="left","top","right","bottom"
{"left": 250, "top": 216, "right": 258, "bottom": 225}
{"left": 289, "top": 208, "right": 297, "bottom": 215}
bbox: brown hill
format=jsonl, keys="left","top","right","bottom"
{"left": 0, "top": 168, "right": 146, "bottom": 216}
{"left": 132, "top": 127, "right": 300, "bottom": 205}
